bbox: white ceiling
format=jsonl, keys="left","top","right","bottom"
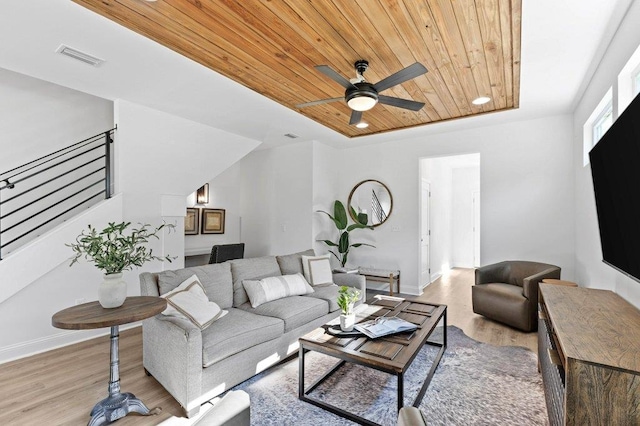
{"left": 0, "top": 0, "right": 632, "bottom": 150}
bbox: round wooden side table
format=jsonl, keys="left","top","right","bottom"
{"left": 541, "top": 278, "right": 578, "bottom": 287}
{"left": 52, "top": 296, "right": 166, "bottom": 426}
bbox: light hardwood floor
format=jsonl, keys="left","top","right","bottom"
{"left": 0, "top": 267, "right": 537, "bottom": 425}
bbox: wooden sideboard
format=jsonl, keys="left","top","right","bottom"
{"left": 538, "top": 284, "right": 640, "bottom": 425}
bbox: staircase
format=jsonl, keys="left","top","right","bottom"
{"left": 0, "top": 129, "right": 115, "bottom": 260}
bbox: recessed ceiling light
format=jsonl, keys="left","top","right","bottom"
{"left": 472, "top": 96, "right": 491, "bottom": 105}
{"left": 356, "top": 122, "right": 369, "bottom": 129}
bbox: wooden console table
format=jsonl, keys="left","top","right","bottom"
{"left": 538, "top": 284, "right": 640, "bottom": 425}
{"left": 52, "top": 296, "right": 166, "bottom": 426}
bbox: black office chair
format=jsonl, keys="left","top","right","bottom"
{"left": 208, "top": 243, "right": 245, "bottom": 264}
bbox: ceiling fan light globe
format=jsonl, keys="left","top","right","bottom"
{"left": 347, "top": 96, "right": 377, "bottom": 111}
{"left": 345, "top": 82, "right": 379, "bottom": 111}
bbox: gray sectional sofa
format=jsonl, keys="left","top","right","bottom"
{"left": 139, "top": 249, "right": 365, "bottom": 417}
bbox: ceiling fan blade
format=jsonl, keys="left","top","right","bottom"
{"left": 373, "top": 62, "right": 428, "bottom": 93}
{"left": 349, "top": 110, "right": 363, "bottom": 125}
{"left": 296, "top": 97, "right": 343, "bottom": 108}
{"left": 378, "top": 95, "right": 425, "bottom": 111}
{"left": 315, "top": 65, "right": 357, "bottom": 89}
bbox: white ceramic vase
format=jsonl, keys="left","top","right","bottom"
{"left": 99, "top": 272, "right": 127, "bottom": 308}
{"left": 340, "top": 312, "right": 355, "bottom": 332}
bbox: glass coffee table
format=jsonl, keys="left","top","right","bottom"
{"left": 298, "top": 296, "right": 447, "bottom": 426}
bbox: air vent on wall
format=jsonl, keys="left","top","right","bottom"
{"left": 56, "top": 44, "right": 105, "bottom": 67}
{"left": 284, "top": 133, "right": 299, "bottom": 139}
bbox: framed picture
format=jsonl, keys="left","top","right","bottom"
{"left": 185, "top": 208, "right": 199, "bottom": 235}
{"left": 201, "top": 208, "right": 225, "bottom": 234}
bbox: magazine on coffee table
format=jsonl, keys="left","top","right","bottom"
{"left": 354, "top": 316, "right": 417, "bottom": 339}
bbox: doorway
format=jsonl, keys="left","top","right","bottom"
{"left": 419, "top": 154, "right": 480, "bottom": 289}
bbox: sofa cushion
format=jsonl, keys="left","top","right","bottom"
{"left": 157, "top": 263, "right": 233, "bottom": 309}
{"left": 230, "top": 257, "right": 281, "bottom": 307}
{"left": 161, "top": 274, "right": 228, "bottom": 330}
{"left": 276, "top": 249, "right": 315, "bottom": 275}
{"left": 243, "top": 274, "right": 314, "bottom": 308}
{"left": 202, "top": 308, "right": 284, "bottom": 368}
{"left": 304, "top": 284, "right": 340, "bottom": 312}
{"left": 237, "top": 296, "right": 329, "bottom": 333}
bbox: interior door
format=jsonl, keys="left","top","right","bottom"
{"left": 420, "top": 179, "right": 431, "bottom": 288}
{"left": 472, "top": 189, "right": 481, "bottom": 267}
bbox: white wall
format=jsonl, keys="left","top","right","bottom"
{"left": 312, "top": 141, "right": 341, "bottom": 258}
{"left": 0, "top": 67, "right": 113, "bottom": 172}
{"left": 235, "top": 143, "right": 315, "bottom": 258}
{"left": 340, "top": 115, "right": 574, "bottom": 295}
{"left": 573, "top": 0, "right": 640, "bottom": 307}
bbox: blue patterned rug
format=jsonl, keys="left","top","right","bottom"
{"left": 232, "top": 326, "right": 548, "bottom": 425}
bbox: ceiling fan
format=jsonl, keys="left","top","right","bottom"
{"left": 296, "top": 60, "right": 428, "bottom": 126}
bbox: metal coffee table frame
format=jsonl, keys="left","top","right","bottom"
{"left": 298, "top": 307, "right": 446, "bottom": 426}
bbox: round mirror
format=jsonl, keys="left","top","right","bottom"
{"left": 348, "top": 179, "right": 393, "bottom": 227}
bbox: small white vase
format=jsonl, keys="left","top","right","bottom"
{"left": 99, "top": 272, "right": 127, "bottom": 308}
{"left": 340, "top": 313, "right": 355, "bottom": 332}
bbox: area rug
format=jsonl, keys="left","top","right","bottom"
{"left": 232, "top": 326, "right": 548, "bottom": 425}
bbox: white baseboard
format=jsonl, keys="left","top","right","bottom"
{"left": 430, "top": 272, "right": 442, "bottom": 283}
{"left": 0, "top": 322, "right": 141, "bottom": 365}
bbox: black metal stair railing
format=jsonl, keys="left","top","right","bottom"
{"left": 371, "top": 189, "right": 387, "bottom": 223}
{"left": 0, "top": 128, "right": 116, "bottom": 260}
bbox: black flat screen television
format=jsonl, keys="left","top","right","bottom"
{"left": 589, "top": 92, "right": 640, "bottom": 282}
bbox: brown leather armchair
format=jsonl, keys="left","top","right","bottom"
{"left": 472, "top": 260, "right": 561, "bottom": 332}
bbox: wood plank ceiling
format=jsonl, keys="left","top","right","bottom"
{"left": 73, "top": 0, "right": 521, "bottom": 138}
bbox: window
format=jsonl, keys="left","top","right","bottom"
{"left": 583, "top": 88, "right": 612, "bottom": 166}
{"left": 618, "top": 44, "right": 640, "bottom": 114}
{"left": 633, "top": 63, "right": 640, "bottom": 96}
{"left": 592, "top": 99, "right": 613, "bottom": 145}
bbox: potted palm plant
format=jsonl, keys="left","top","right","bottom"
{"left": 317, "top": 200, "right": 374, "bottom": 268}
{"left": 337, "top": 285, "right": 361, "bottom": 331}
{"left": 68, "top": 221, "right": 175, "bottom": 308}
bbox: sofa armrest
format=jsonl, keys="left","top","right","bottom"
{"left": 194, "top": 390, "right": 250, "bottom": 426}
{"left": 140, "top": 271, "right": 161, "bottom": 297}
{"left": 397, "top": 406, "right": 428, "bottom": 426}
{"left": 332, "top": 273, "right": 366, "bottom": 301}
{"left": 522, "top": 267, "right": 561, "bottom": 303}
{"left": 475, "top": 262, "right": 509, "bottom": 285}
{"left": 142, "top": 315, "right": 203, "bottom": 416}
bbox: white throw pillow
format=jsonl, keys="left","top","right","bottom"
{"left": 161, "top": 274, "right": 227, "bottom": 330}
{"left": 242, "top": 273, "right": 314, "bottom": 308}
{"left": 302, "top": 254, "right": 333, "bottom": 286}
